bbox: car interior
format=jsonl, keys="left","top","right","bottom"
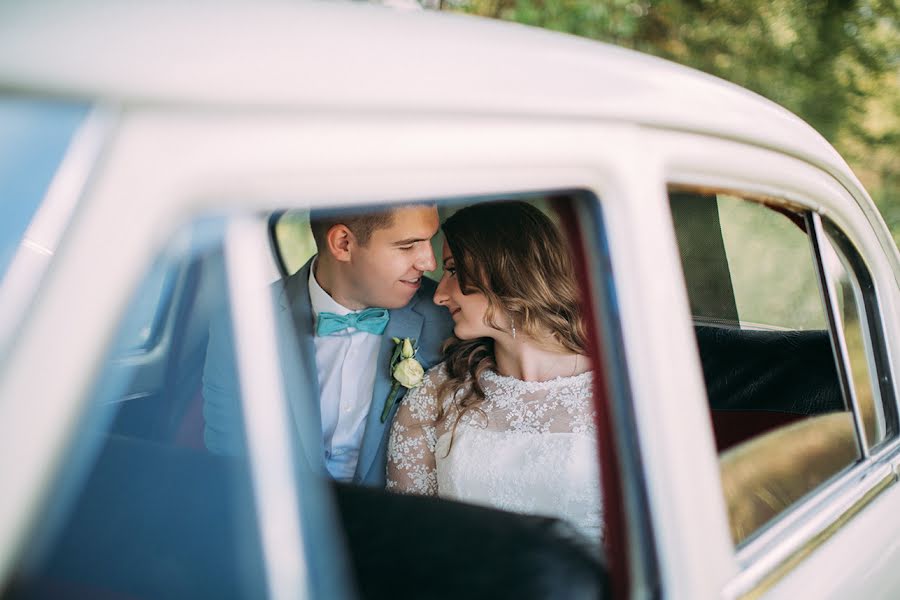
{"left": 671, "top": 192, "right": 844, "bottom": 448}
{"left": 671, "top": 189, "right": 894, "bottom": 544}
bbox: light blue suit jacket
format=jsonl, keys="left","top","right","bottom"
{"left": 202, "top": 257, "right": 453, "bottom": 488}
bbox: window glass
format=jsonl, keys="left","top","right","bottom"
{"left": 0, "top": 97, "right": 89, "bottom": 280}
{"left": 670, "top": 190, "right": 863, "bottom": 546}
{"left": 273, "top": 209, "right": 316, "bottom": 277}
{"left": 718, "top": 196, "right": 827, "bottom": 330}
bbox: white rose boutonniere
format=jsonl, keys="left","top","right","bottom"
{"left": 381, "top": 337, "right": 424, "bottom": 422}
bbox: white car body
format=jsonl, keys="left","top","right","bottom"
{"left": 0, "top": 1, "right": 898, "bottom": 599}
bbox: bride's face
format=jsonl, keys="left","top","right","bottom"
{"left": 433, "top": 241, "right": 499, "bottom": 340}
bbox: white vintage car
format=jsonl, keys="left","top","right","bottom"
{"left": 1, "top": 1, "right": 898, "bottom": 599}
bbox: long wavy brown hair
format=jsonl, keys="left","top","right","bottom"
{"left": 436, "top": 201, "right": 588, "bottom": 436}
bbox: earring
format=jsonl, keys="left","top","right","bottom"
{"left": 511, "top": 322, "right": 517, "bottom": 339}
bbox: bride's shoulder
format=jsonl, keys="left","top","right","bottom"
{"left": 422, "top": 361, "right": 451, "bottom": 387}
{"left": 400, "top": 362, "right": 449, "bottom": 416}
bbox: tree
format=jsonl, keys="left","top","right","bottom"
{"left": 452, "top": 0, "right": 900, "bottom": 246}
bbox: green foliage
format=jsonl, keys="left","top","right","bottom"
{"left": 451, "top": 0, "right": 900, "bottom": 246}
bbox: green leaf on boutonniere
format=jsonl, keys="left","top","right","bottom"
{"left": 389, "top": 341, "right": 403, "bottom": 371}
{"left": 381, "top": 382, "right": 402, "bottom": 423}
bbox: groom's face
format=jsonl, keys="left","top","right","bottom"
{"left": 344, "top": 205, "right": 439, "bottom": 309}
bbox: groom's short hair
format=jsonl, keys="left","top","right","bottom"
{"left": 309, "top": 202, "right": 435, "bottom": 249}
{"left": 309, "top": 209, "right": 393, "bottom": 248}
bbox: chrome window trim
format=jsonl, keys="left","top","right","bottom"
{"left": 875, "top": 436, "right": 900, "bottom": 465}
{"left": 225, "top": 217, "right": 309, "bottom": 600}
{"left": 808, "top": 211, "right": 870, "bottom": 454}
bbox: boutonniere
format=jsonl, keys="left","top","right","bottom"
{"left": 380, "top": 337, "right": 424, "bottom": 422}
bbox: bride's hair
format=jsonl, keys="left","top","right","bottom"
{"left": 436, "top": 201, "right": 587, "bottom": 435}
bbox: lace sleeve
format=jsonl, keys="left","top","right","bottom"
{"left": 386, "top": 365, "right": 445, "bottom": 496}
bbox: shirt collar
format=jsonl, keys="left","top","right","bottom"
{"left": 308, "top": 257, "right": 354, "bottom": 322}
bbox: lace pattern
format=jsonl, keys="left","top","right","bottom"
{"left": 387, "top": 363, "right": 603, "bottom": 541}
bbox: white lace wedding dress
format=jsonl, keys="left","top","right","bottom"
{"left": 386, "top": 363, "right": 603, "bottom": 543}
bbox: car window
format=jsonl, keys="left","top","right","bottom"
{"left": 718, "top": 196, "right": 828, "bottom": 330}
{"left": 672, "top": 191, "right": 827, "bottom": 330}
{"left": 0, "top": 97, "right": 88, "bottom": 281}
{"left": 267, "top": 194, "right": 613, "bottom": 597}
{"left": 670, "top": 189, "right": 895, "bottom": 546}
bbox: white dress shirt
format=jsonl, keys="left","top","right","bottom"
{"left": 308, "top": 264, "right": 382, "bottom": 481}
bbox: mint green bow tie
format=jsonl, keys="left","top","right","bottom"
{"left": 316, "top": 308, "right": 390, "bottom": 336}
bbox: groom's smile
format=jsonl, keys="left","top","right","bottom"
{"left": 400, "top": 276, "right": 422, "bottom": 289}
{"left": 339, "top": 205, "right": 439, "bottom": 310}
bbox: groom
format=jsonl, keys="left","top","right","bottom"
{"left": 202, "top": 204, "right": 453, "bottom": 487}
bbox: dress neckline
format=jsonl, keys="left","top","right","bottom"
{"left": 481, "top": 368, "right": 593, "bottom": 391}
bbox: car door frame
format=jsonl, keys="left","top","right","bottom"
{"left": 644, "top": 126, "right": 900, "bottom": 598}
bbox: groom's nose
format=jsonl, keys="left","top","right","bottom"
{"left": 413, "top": 243, "right": 437, "bottom": 273}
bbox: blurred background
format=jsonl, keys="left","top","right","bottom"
{"left": 426, "top": 0, "right": 900, "bottom": 248}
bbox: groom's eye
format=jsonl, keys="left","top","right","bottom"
{"left": 397, "top": 244, "right": 414, "bottom": 251}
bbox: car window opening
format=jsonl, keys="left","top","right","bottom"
{"left": 670, "top": 188, "right": 893, "bottom": 546}
{"left": 12, "top": 193, "right": 623, "bottom": 599}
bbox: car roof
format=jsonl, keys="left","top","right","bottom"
{"left": 0, "top": 0, "right": 863, "bottom": 195}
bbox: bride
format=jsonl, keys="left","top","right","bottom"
{"left": 386, "top": 201, "right": 602, "bottom": 543}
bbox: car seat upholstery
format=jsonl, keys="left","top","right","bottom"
{"left": 719, "top": 411, "right": 858, "bottom": 543}
{"left": 335, "top": 483, "right": 609, "bottom": 600}
{"left": 8, "top": 435, "right": 608, "bottom": 600}
{"left": 694, "top": 325, "right": 843, "bottom": 450}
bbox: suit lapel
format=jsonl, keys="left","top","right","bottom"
{"left": 354, "top": 297, "right": 426, "bottom": 482}
{"left": 281, "top": 258, "right": 325, "bottom": 473}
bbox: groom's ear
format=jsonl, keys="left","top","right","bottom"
{"left": 325, "top": 224, "right": 356, "bottom": 263}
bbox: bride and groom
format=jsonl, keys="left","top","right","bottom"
{"left": 202, "top": 200, "right": 601, "bottom": 541}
